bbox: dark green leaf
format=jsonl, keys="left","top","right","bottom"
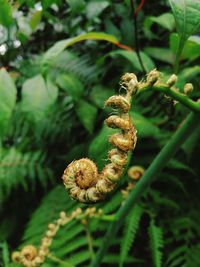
{"left": 130, "top": 112, "right": 160, "bottom": 138}
{"left": 108, "top": 50, "right": 155, "bottom": 72}
{"left": 75, "top": 100, "right": 97, "bottom": 133}
{"left": 56, "top": 74, "right": 83, "bottom": 101}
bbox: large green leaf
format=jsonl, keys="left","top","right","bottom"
{"left": 144, "top": 13, "right": 175, "bottom": 32}
{"left": 108, "top": 50, "right": 155, "bottom": 72}
{"left": 43, "top": 32, "right": 118, "bottom": 63}
{"left": 130, "top": 112, "right": 160, "bottom": 138}
{"left": 29, "top": 10, "right": 42, "bottom": 31}
{"left": 169, "top": 0, "right": 200, "bottom": 71}
{"left": 145, "top": 47, "right": 174, "bottom": 64}
{"left": 90, "top": 85, "right": 114, "bottom": 108}
{"left": 56, "top": 74, "right": 83, "bottom": 101}
{"left": 169, "top": 0, "right": 200, "bottom": 40}
{"left": 0, "top": 69, "right": 16, "bottom": 135}
{"left": 67, "top": 0, "right": 86, "bottom": 14}
{"left": 21, "top": 75, "right": 58, "bottom": 122}
{"left": 0, "top": 0, "right": 13, "bottom": 28}
{"left": 75, "top": 100, "right": 97, "bottom": 134}
{"left": 170, "top": 33, "right": 200, "bottom": 62}
{"left": 86, "top": 0, "right": 110, "bottom": 19}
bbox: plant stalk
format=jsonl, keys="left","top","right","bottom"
{"left": 90, "top": 112, "right": 200, "bottom": 267}
{"left": 173, "top": 35, "right": 186, "bottom": 74}
{"left": 138, "top": 84, "right": 200, "bottom": 113}
{"left": 130, "top": 0, "right": 146, "bottom": 74}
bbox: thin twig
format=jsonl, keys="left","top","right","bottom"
{"left": 130, "top": 0, "right": 146, "bottom": 74}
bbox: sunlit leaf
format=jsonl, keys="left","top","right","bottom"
{"left": 21, "top": 75, "right": 58, "bottom": 122}
{"left": 169, "top": 0, "right": 200, "bottom": 69}
{"left": 43, "top": 32, "right": 119, "bottom": 63}
{"left": 56, "top": 74, "right": 83, "bottom": 101}
{"left": 29, "top": 10, "right": 42, "bottom": 31}
{"left": 86, "top": 0, "right": 110, "bottom": 19}
{"left": 0, "top": 0, "right": 13, "bottom": 28}
{"left": 0, "top": 69, "right": 16, "bottom": 135}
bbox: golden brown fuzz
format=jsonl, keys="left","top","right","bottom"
{"left": 128, "top": 166, "right": 145, "bottom": 180}
{"left": 121, "top": 165, "right": 145, "bottom": 199}
{"left": 62, "top": 73, "right": 138, "bottom": 203}
{"left": 12, "top": 207, "right": 104, "bottom": 267}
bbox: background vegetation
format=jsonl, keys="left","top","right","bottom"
{"left": 0, "top": 0, "right": 200, "bottom": 266}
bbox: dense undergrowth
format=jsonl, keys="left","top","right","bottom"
{"left": 0, "top": 0, "right": 200, "bottom": 267}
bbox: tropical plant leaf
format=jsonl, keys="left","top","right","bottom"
{"left": 43, "top": 32, "right": 119, "bottom": 63}
{"left": 75, "top": 99, "right": 97, "bottom": 134}
{"left": 21, "top": 75, "right": 58, "bottom": 123}
{"left": 148, "top": 219, "right": 163, "bottom": 267}
{"left": 0, "top": 0, "right": 13, "bottom": 28}
{"left": 119, "top": 205, "right": 143, "bottom": 267}
{"left": 169, "top": 0, "right": 200, "bottom": 66}
{"left": 0, "top": 69, "right": 16, "bottom": 136}
{"left": 108, "top": 50, "right": 155, "bottom": 72}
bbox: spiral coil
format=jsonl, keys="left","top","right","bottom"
{"left": 62, "top": 73, "right": 138, "bottom": 203}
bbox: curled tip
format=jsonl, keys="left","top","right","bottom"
{"left": 21, "top": 245, "right": 38, "bottom": 261}
{"left": 120, "top": 73, "right": 138, "bottom": 95}
{"left": 63, "top": 158, "right": 98, "bottom": 190}
{"left": 62, "top": 72, "right": 137, "bottom": 203}
{"left": 102, "top": 164, "right": 123, "bottom": 182}
{"left": 128, "top": 166, "right": 145, "bottom": 180}
{"left": 167, "top": 74, "right": 177, "bottom": 87}
{"left": 109, "top": 131, "right": 136, "bottom": 151}
{"left": 108, "top": 149, "right": 127, "bottom": 167}
{"left": 11, "top": 252, "right": 21, "bottom": 263}
{"left": 105, "top": 95, "right": 130, "bottom": 113}
{"left": 184, "top": 83, "right": 193, "bottom": 94}
{"left": 147, "top": 69, "right": 160, "bottom": 85}
{"left": 105, "top": 115, "right": 131, "bottom": 130}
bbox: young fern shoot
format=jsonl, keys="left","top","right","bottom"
{"left": 62, "top": 69, "right": 200, "bottom": 204}
{"left": 62, "top": 73, "right": 138, "bottom": 203}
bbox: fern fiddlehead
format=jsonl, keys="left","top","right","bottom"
{"left": 62, "top": 69, "right": 200, "bottom": 204}
{"left": 12, "top": 207, "right": 111, "bottom": 267}
{"left": 62, "top": 73, "right": 138, "bottom": 203}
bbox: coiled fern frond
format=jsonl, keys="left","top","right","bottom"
{"left": 62, "top": 73, "right": 138, "bottom": 203}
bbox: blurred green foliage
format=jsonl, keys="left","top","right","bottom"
{"left": 0, "top": 0, "right": 200, "bottom": 267}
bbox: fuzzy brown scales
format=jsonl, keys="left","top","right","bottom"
{"left": 62, "top": 73, "right": 138, "bottom": 203}
{"left": 12, "top": 208, "right": 104, "bottom": 267}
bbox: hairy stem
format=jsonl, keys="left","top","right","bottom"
{"left": 138, "top": 83, "right": 200, "bottom": 113}
{"left": 90, "top": 112, "right": 200, "bottom": 267}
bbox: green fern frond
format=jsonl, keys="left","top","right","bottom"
{"left": 165, "top": 215, "right": 200, "bottom": 267}
{"left": 0, "top": 242, "right": 9, "bottom": 267}
{"left": 0, "top": 148, "right": 51, "bottom": 203}
{"left": 119, "top": 204, "right": 143, "bottom": 267}
{"left": 22, "top": 186, "right": 78, "bottom": 246}
{"left": 49, "top": 51, "right": 100, "bottom": 84}
{"left": 148, "top": 219, "right": 163, "bottom": 267}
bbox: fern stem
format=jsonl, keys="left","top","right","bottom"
{"left": 138, "top": 84, "right": 200, "bottom": 113}
{"left": 84, "top": 221, "right": 95, "bottom": 260}
{"left": 90, "top": 112, "right": 200, "bottom": 267}
{"left": 47, "top": 253, "right": 74, "bottom": 267}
